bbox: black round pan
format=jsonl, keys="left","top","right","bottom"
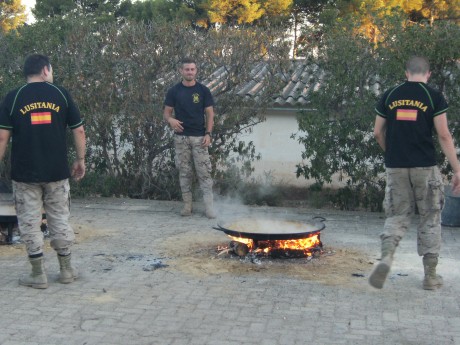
{"left": 213, "top": 217, "right": 325, "bottom": 241}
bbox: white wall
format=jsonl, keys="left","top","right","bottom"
{"left": 241, "top": 108, "right": 309, "bottom": 187}
{"left": 235, "top": 107, "right": 348, "bottom": 188}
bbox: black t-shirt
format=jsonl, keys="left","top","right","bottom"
{"left": 375, "top": 81, "right": 448, "bottom": 168}
{"left": 164, "top": 82, "right": 214, "bottom": 136}
{"left": 0, "top": 82, "right": 84, "bottom": 182}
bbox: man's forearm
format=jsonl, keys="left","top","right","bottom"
{"left": 206, "top": 118, "right": 214, "bottom": 133}
{"left": 163, "top": 107, "right": 174, "bottom": 124}
{"left": 72, "top": 126, "right": 86, "bottom": 160}
{"left": 373, "top": 116, "right": 387, "bottom": 151}
{"left": 0, "top": 129, "right": 11, "bottom": 161}
{"left": 205, "top": 107, "right": 214, "bottom": 133}
{"left": 375, "top": 134, "right": 386, "bottom": 151}
{"left": 439, "top": 135, "right": 460, "bottom": 173}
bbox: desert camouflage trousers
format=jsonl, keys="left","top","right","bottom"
{"left": 13, "top": 179, "right": 74, "bottom": 256}
{"left": 174, "top": 135, "right": 213, "bottom": 198}
{"left": 382, "top": 166, "right": 444, "bottom": 256}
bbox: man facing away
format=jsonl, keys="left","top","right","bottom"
{"left": 163, "top": 57, "right": 216, "bottom": 219}
{"left": 0, "top": 54, "right": 86, "bottom": 289}
{"left": 369, "top": 56, "right": 460, "bottom": 290}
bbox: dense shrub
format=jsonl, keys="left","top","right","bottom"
{"left": 295, "top": 12, "right": 460, "bottom": 211}
{"left": 0, "top": 19, "right": 290, "bottom": 199}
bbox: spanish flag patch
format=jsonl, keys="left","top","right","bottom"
{"left": 31, "top": 112, "right": 52, "bottom": 125}
{"left": 396, "top": 109, "right": 417, "bottom": 121}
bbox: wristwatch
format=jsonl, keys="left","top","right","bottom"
{"left": 205, "top": 131, "right": 212, "bottom": 136}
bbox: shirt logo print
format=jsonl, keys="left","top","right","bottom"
{"left": 31, "top": 112, "right": 52, "bottom": 125}
{"left": 396, "top": 109, "right": 417, "bottom": 121}
{"left": 192, "top": 93, "right": 200, "bottom": 104}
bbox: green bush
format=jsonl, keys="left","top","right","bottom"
{"left": 0, "top": 20, "right": 290, "bottom": 200}
{"left": 295, "top": 11, "right": 460, "bottom": 211}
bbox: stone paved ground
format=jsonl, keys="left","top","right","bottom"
{"left": 0, "top": 197, "right": 459, "bottom": 345}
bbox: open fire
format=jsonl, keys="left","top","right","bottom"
{"left": 215, "top": 218, "right": 325, "bottom": 259}
{"left": 219, "top": 233, "right": 323, "bottom": 258}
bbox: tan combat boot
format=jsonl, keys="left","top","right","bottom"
{"left": 19, "top": 256, "right": 48, "bottom": 289}
{"left": 57, "top": 254, "right": 78, "bottom": 284}
{"left": 203, "top": 194, "right": 216, "bottom": 219}
{"left": 422, "top": 254, "right": 443, "bottom": 290}
{"left": 369, "top": 239, "right": 396, "bottom": 289}
{"left": 180, "top": 192, "right": 193, "bottom": 216}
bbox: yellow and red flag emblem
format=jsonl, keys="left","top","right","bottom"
{"left": 396, "top": 109, "right": 417, "bottom": 121}
{"left": 31, "top": 112, "right": 52, "bottom": 125}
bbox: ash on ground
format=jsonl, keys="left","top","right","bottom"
{"left": 159, "top": 232, "right": 372, "bottom": 288}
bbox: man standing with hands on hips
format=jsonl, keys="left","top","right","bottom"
{"left": 370, "top": 56, "right": 460, "bottom": 290}
{"left": 0, "top": 54, "right": 86, "bottom": 289}
{"left": 163, "top": 57, "right": 216, "bottom": 219}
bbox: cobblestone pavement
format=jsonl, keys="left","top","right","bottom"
{"left": 1, "top": 197, "right": 459, "bottom": 345}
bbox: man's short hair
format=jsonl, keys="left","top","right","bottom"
{"left": 180, "top": 57, "right": 196, "bottom": 67}
{"left": 406, "top": 56, "right": 430, "bottom": 75}
{"left": 23, "top": 54, "right": 51, "bottom": 78}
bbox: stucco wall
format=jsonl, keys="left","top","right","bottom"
{"left": 241, "top": 108, "right": 309, "bottom": 187}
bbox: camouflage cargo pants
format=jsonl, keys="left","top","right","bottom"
{"left": 382, "top": 166, "right": 444, "bottom": 256}
{"left": 13, "top": 179, "right": 74, "bottom": 256}
{"left": 174, "top": 135, "right": 213, "bottom": 198}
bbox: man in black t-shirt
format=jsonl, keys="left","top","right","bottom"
{"left": 163, "top": 57, "right": 216, "bottom": 219}
{"left": 369, "top": 56, "right": 460, "bottom": 290}
{"left": 0, "top": 54, "right": 86, "bottom": 289}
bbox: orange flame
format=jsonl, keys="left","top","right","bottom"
{"left": 229, "top": 236, "right": 254, "bottom": 249}
{"left": 229, "top": 234, "right": 321, "bottom": 256}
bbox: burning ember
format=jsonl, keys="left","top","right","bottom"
{"left": 215, "top": 218, "right": 325, "bottom": 259}
{"left": 219, "top": 234, "right": 322, "bottom": 258}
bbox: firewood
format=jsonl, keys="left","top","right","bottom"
{"left": 232, "top": 242, "right": 249, "bottom": 257}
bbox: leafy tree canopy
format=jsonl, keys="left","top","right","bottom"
{"left": 292, "top": 0, "right": 328, "bottom": 20}
{"left": 342, "top": 0, "right": 459, "bottom": 23}
{"left": 0, "top": 0, "right": 27, "bottom": 33}
{"left": 126, "top": 0, "right": 293, "bottom": 27}
{"left": 127, "top": 0, "right": 208, "bottom": 27}
{"left": 324, "top": 0, "right": 459, "bottom": 36}
{"left": 205, "top": 0, "right": 292, "bottom": 25}
{"left": 33, "top": 0, "right": 131, "bottom": 22}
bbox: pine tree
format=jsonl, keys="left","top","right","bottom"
{"left": 0, "top": 0, "right": 27, "bottom": 32}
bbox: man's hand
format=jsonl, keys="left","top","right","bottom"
{"left": 168, "top": 118, "right": 184, "bottom": 133}
{"left": 451, "top": 171, "right": 460, "bottom": 195}
{"left": 71, "top": 159, "right": 85, "bottom": 181}
{"left": 202, "top": 134, "right": 211, "bottom": 147}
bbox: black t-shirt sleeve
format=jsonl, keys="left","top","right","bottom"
{"left": 64, "top": 90, "right": 84, "bottom": 129}
{"left": 375, "top": 89, "right": 390, "bottom": 118}
{"left": 164, "top": 87, "right": 175, "bottom": 107}
{"left": 433, "top": 92, "right": 448, "bottom": 117}
{"left": 0, "top": 92, "right": 14, "bottom": 129}
{"left": 203, "top": 86, "right": 214, "bottom": 108}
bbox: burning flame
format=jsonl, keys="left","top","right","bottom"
{"left": 229, "top": 236, "right": 254, "bottom": 249}
{"left": 228, "top": 234, "right": 321, "bottom": 256}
